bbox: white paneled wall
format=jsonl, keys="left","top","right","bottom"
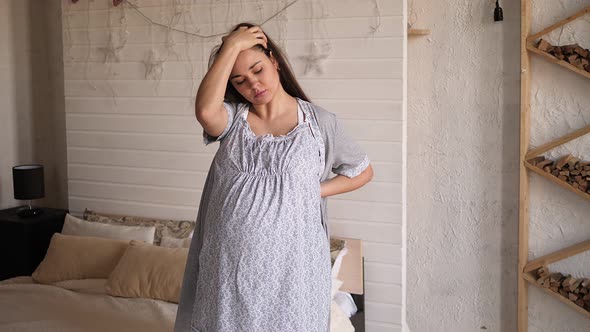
{"left": 62, "top": 0, "right": 405, "bottom": 330}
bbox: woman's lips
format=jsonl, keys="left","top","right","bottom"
{"left": 254, "top": 90, "right": 267, "bottom": 98}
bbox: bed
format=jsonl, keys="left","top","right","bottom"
{"left": 0, "top": 211, "right": 364, "bottom": 332}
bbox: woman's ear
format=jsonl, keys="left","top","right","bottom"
{"left": 269, "top": 53, "right": 279, "bottom": 71}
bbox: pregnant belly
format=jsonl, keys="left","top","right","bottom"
{"left": 207, "top": 172, "right": 321, "bottom": 236}
{"left": 197, "top": 172, "right": 330, "bottom": 300}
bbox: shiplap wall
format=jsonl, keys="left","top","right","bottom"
{"left": 62, "top": 0, "right": 405, "bottom": 330}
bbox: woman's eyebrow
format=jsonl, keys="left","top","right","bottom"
{"left": 230, "top": 61, "right": 262, "bottom": 80}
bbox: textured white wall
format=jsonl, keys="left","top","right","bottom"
{"left": 0, "top": 0, "right": 67, "bottom": 209}
{"left": 407, "top": 0, "right": 520, "bottom": 331}
{"left": 409, "top": 0, "right": 590, "bottom": 331}
{"left": 61, "top": 0, "right": 406, "bottom": 330}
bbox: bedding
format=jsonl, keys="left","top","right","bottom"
{"left": 0, "top": 212, "right": 357, "bottom": 331}
{"left": 0, "top": 276, "right": 355, "bottom": 332}
{"left": 0, "top": 277, "right": 177, "bottom": 332}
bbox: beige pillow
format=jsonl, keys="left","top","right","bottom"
{"left": 105, "top": 240, "right": 189, "bottom": 303}
{"left": 62, "top": 213, "right": 156, "bottom": 244}
{"left": 32, "top": 233, "right": 129, "bottom": 284}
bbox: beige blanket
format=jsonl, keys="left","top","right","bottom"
{"left": 0, "top": 277, "right": 354, "bottom": 332}
{"left": 0, "top": 277, "right": 177, "bottom": 332}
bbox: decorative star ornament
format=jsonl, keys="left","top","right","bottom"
{"left": 98, "top": 34, "right": 125, "bottom": 63}
{"left": 142, "top": 50, "right": 166, "bottom": 80}
{"left": 298, "top": 41, "right": 332, "bottom": 75}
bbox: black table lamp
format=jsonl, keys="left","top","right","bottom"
{"left": 13, "top": 164, "right": 45, "bottom": 217}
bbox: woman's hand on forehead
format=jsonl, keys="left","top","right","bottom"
{"left": 221, "top": 26, "right": 268, "bottom": 52}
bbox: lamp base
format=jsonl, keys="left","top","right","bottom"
{"left": 16, "top": 206, "right": 44, "bottom": 218}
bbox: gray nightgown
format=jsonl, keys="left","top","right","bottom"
{"left": 174, "top": 99, "right": 369, "bottom": 332}
{"left": 176, "top": 98, "right": 332, "bottom": 332}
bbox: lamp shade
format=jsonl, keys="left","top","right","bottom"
{"left": 13, "top": 164, "right": 45, "bottom": 200}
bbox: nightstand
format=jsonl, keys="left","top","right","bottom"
{"left": 0, "top": 206, "right": 68, "bottom": 281}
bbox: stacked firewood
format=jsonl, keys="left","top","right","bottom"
{"left": 537, "top": 39, "right": 590, "bottom": 72}
{"left": 529, "top": 155, "right": 590, "bottom": 195}
{"left": 535, "top": 266, "right": 590, "bottom": 311}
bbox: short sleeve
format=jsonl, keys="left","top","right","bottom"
{"left": 202, "top": 101, "right": 238, "bottom": 145}
{"left": 331, "top": 117, "right": 371, "bottom": 178}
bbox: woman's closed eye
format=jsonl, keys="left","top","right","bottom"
{"left": 235, "top": 68, "right": 263, "bottom": 85}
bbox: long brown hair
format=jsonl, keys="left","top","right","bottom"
{"left": 209, "top": 22, "right": 310, "bottom": 104}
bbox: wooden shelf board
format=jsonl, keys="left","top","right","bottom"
{"left": 527, "top": 44, "right": 590, "bottom": 80}
{"left": 523, "top": 271, "right": 590, "bottom": 319}
{"left": 527, "top": 6, "right": 590, "bottom": 43}
{"left": 524, "top": 161, "right": 590, "bottom": 203}
{"left": 525, "top": 124, "right": 590, "bottom": 160}
{"left": 524, "top": 238, "right": 590, "bottom": 273}
{"left": 408, "top": 28, "right": 431, "bottom": 36}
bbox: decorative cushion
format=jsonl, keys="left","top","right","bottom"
{"left": 329, "top": 238, "right": 349, "bottom": 281}
{"left": 160, "top": 234, "right": 192, "bottom": 248}
{"left": 32, "top": 233, "right": 129, "bottom": 284}
{"left": 83, "top": 209, "right": 195, "bottom": 246}
{"left": 62, "top": 213, "right": 156, "bottom": 243}
{"left": 330, "top": 238, "right": 346, "bottom": 266}
{"left": 105, "top": 240, "right": 189, "bottom": 303}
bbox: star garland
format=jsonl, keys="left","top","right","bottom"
{"left": 72, "top": 0, "right": 301, "bottom": 39}
{"left": 98, "top": 32, "right": 125, "bottom": 63}
{"left": 298, "top": 41, "right": 332, "bottom": 75}
{"left": 142, "top": 50, "right": 166, "bottom": 80}
{"left": 69, "top": 0, "right": 366, "bottom": 78}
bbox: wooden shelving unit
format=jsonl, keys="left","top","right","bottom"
{"left": 519, "top": 3, "right": 590, "bottom": 331}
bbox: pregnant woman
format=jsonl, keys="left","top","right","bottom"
{"left": 174, "top": 23, "right": 373, "bottom": 332}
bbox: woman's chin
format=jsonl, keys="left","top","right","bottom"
{"left": 251, "top": 91, "right": 272, "bottom": 105}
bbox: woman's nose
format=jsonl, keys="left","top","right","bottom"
{"left": 247, "top": 76, "right": 258, "bottom": 86}
{"left": 246, "top": 81, "right": 261, "bottom": 91}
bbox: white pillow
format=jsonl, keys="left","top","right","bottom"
{"left": 334, "top": 291, "right": 358, "bottom": 318}
{"left": 331, "top": 278, "right": 344, "bottom": 299}
{"left": 62, "top": 214, "right": 156, "bottom": 244}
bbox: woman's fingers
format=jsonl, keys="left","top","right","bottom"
{"left": 253, "top": 31, "right": 268, "bottom": 48}
{"left": 222, "top": 26, "right": 268, "bottom": 50}
{"left": 247, "top": 26, "right": 261, "bottom": 33}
